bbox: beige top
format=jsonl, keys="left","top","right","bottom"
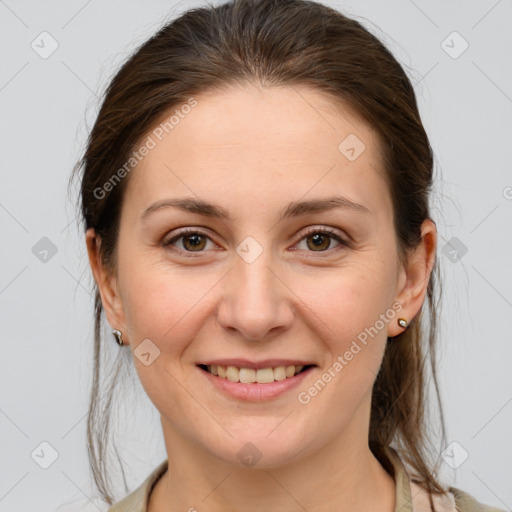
{"left": 107, "top": 446, "right": 506, "bottom": 512}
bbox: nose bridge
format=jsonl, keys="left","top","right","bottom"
{"left": 218, "top": 235, "right": 293, "bottom": 340}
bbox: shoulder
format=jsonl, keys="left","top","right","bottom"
{"left": 448, "top": 485, "right": 507, "bottom": 512}
{"left": 54, "top": 497, "right": 109, "bottom": 511}
{"left": 107, "top": 459, "right": 168, "bottom": 512}
{"left": 409, "top": 480, "right": 506, "bottom": 512}
{"left": 379, "top": 445, "right": 506, "bottom": 512}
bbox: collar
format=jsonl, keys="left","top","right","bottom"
{"left": 109, "top": 445, "right": 457, "bottom": 512}
{"left": 377, "top": 445, "right": 457, "bottom": 512}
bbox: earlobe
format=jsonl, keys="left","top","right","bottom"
{"left": 388, "top": 219, "right": 437, "bottom": 338}
{"left": 85, "top": 228, "right": 127, "bottom": 339}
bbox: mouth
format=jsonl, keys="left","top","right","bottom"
{"left": 197, "top": 363, "right": 315, "bottom": 383}
{"left": 196, "top": 362, "right": 317, "bottom": 401}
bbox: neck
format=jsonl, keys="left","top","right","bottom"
{"left": 149, "top": 425, "right": 396, "bottom": 512}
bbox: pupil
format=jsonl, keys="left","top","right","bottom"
{"left": 309, "top": 233, "right": 329, "bottom": 250}
{"left": 312, "top": 234, "right": 323, "bottom": 246}
{"left": 189, "top": 235, "right": 201, "bottom": 246}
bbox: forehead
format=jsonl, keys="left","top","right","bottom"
{"left": 124, "top": 83, "right": 390, "bottom": 219}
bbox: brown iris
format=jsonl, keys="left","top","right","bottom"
{"left": 181, "top": 233, "right": 207, "bottom": 251}
{"left": 306, "top": 232, "right": 331, "bottom": 251}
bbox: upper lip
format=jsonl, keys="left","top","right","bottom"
{"left": 197, "top": 359, "right": 316, "bottom": 370}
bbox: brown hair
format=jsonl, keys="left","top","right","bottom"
{"left": 69, "top": 0, "right": 447, "bottom": 507}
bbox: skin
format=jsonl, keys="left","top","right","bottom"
{"left": 86, "top": 83, "right": 436, "bottom": 512}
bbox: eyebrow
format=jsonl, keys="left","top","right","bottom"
{"left": 140, "top": 195, "right": 370, "bottom": 222}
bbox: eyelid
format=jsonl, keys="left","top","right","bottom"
{"left": 299, "top": 226, "right": 349, "bottom": 246}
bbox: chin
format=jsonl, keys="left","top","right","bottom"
{"left": 205, "top": 430, "right": 310, "bottom": 470}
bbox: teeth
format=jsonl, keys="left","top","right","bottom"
{"left": 205, "top": 364, "right": 306, "bottom": 383}
{"left": 226, "top": 366, "right": 239, "bottom": 382}
{"left": 273, "top": 366, "right": 287, "bottom": 381}
{"left": 239, "top": 368, "right": 256, "bottom": 383}
{"left": 285, "top": 365, "right": 296, "bottom": 378}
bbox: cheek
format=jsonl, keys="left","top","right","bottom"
{"left": 120, "top": 260, "right": 218, "bottom": 350}
{"left": 294, "top": 267, "right": 394, "bottom": 411}
{"left": 298, "top": 261, "right": 395, "bottom": 347}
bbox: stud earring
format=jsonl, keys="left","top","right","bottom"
{"left": 397, "top": 318, "right": 408, "bottom": 329}
{"left": 112, "top": 329, "right": 124, "bottom": 346}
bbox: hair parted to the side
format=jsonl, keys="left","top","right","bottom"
{"left": 68, "top": 0, "right": 447, "bottom": 507}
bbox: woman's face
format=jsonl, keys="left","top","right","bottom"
{"left": 89, "top": 83, "right": 434, "bottom": 468}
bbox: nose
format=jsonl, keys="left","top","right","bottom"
{"left": 216, "top": 246, "right": 294, "bottom": 341}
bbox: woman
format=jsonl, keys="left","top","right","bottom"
{"left": 71, "top": 0, "right": 506, "bottom": 510}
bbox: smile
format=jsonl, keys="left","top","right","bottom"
{"left": 196, "top": 363, "right": 317, "bottom": 401}
{"left": 198, "top": 363, "right": 314, "bottom": 383}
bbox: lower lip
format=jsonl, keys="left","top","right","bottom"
{"left": 197, "top": 365, "right": 316, "bottom": 401}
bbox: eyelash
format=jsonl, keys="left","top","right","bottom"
{"left": 163, "top": 226, "right": 349, "bottom": 257}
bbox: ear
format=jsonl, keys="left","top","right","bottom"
{"left": 85, "top": 228, "right": 129, "bottom": 344}
{"left": 387, "top": 218, "right": 437, "bottom": 338}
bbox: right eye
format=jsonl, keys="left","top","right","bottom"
{"left": 163, "top": 228, "right": 218, "bottom": 255}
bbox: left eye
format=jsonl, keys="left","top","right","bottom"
{"left": 163, "top": 227, "right": 348, "bottom": 255}
{"left": 295, "top": 227, "right": 347, "bottom": 252}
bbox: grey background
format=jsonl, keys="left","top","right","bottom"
{"left": 1, "top": 0, "right": 511, "bottom": 511}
